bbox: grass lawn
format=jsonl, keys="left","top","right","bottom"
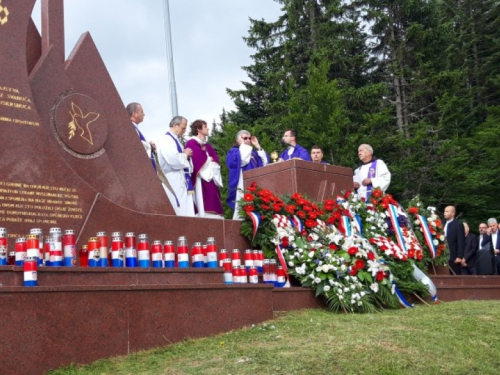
{"left": 49, "top": 300, "right": 500, "bottom": 375}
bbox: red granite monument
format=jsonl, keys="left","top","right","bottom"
{"left": 0, "top": 0, "right": 249, "bottom": 251}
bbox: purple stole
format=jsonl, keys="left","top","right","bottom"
{"left": 365, "top": 160, "right": 377, "bottom": 199}
{"left": 134, "top": 124, "right": 157, "bottom": 171}
{"left": 166, "top": 132, "right": 194, "bottom": 194}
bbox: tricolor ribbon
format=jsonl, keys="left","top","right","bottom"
{"left": 413, "top": 264, "right": 438, "bottom": 302}
{"left": 247, "top": 211, "right": 261, "bottom": 240}
{"left": 275, "top": 244, "right": 290, "bottom": 286}
{"left": 388, "top": 204, "right": 406, "bottom": 252}
{"left": 353, "top": 214, "right": 363, "bottom": 236}
{"left": 394, "top": 282, "right": 414, "bottom": 308}
{"left": 293, "top": 215, "right": 304, "bottom": 233}
{"left": 340, "top": 216, "right": 352, "bottom": 237}
{"left": 417, "top": 214, "right": 436, "bottom": 259}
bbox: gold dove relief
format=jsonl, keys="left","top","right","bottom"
{"left": 67, "top": 102, "right": 100, "bottom": 145}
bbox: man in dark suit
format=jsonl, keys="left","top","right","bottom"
{"left": 476, "top": 222, "right": 495, "bottom": 275}
{"left": 487, "top": 218, "right": 500, "bottom": 275}
{"left": 461, "top": 223, "right": 478, "bottom": 275}
{"left": 444, "top": 206, "right": 465, "bottom": 275}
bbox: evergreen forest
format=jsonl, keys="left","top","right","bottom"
{"left": 208, "top": 0, "right": 500, "bottom": 227}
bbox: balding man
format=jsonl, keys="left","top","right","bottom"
{"left": 443, "top": 206, "right": 465, "bottom": 275}
{"left": 156, "top": 116, "right": 195, "bottom": 217}
{"left": 353, "top": 144, "right": 391, "bottom": 200}
{"left": 127, "top": 102, "right": 156, "bottom": 171}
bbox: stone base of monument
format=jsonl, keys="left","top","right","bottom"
{"left": 432, "top": 275, "right": 500, "bottom": 301}
{"left": 0, "top": 267, "right": 322, "bottom": 375}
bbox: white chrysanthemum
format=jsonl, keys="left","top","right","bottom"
{"left": 360, "top": 291, "right": 366, "bottom": 297}
{"left": 314, "top": 277, "right": 321, "bottom": 284}
{"left": 344, "top": 287, "right": 350, "bottom": 293}
{"left": 309, "top": 251, "right": 315, "bottom": 259}
{"left": 323, "top": 285, "right": 331, "bottom": 292}
{"left": 370, "top": 283, "right": 379, "bottom": 293}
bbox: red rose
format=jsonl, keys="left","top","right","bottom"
{"left": 301, "top": 230, "right": 307, "bottom": 236}
{"left": 305, "top": 219, "right": 317, "bottom": 228}
{"left": 435, "top": 219, "right": 442, "bottom": 227}
{"left": 261, "top": 205, "right": 270, "bottom": 211}
{"left": 287, "top": 205, "right": 296, "bottom": 214}
{"left": 416, "top": 250, "right": 423, "bottom": 261}
{"left": 244, "top": 205, "right": 255, "bottom": 212}
{"left": 361, "top": 197, "right": 366, "bottom": 202}
{"left": 308, "top": 212, "right": 318, "bottom": 220}
{"left": 243, "top": 193, "right": 255, "bottom": 202}
{"left": 329, "top": 244, "right": 338, "bottom": 251}
{"left": 307, "top": 235, "right": 313, "bottom": 242}
{"left": 297, "top": 211, "right": 306, "bottom": 219}
{"left": 376, "top": 271, "right": 385, "bottom": 281}
{"left": 248, "top": 182, "right": 258, "bottom": 192}
{"left": 344, "top": 190, "right": 351, "bottom": 199}
{"left": 408, "top": 207, "right": 419, "bottom": 214}
{"left": 372, "top": 189, "right": 382, "bottom": 198}
{"left": 282, "top": 237, "right": 289, "bottom": 248}
{"left": 324, "top": 205, "right": 334, "bottom": 211}
{"left": 355, "top": 259, "right": 365, "bottom": 269}
{"left": 273, "top": 203, "right": 281, "bottom": 212}
{"left": 367, "top": 252, "right": 375, "bottom": 261}
{"left": 408, "top": 249, "right": 415, "bottom": 258}
{"left": 348, "top": 247, "right": 358, "bottom": 256}
{"left": 349, "top": 267, "right": 357, "bottom": 276}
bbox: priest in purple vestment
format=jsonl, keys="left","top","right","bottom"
{"left": 278, "top": 129, "right": 312, "bottom": 162}
{"left": 185, "top": 120, "right": 224, "bottom": 219}
{"left": 226, "top": 130, "right": 269, "bottom": 219}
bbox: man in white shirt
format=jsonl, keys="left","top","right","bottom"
{"left": 488, "top": 218, "right": 500, "bottom": 274}
{"left": 156, "top": 116, "right": 195, "bottom": 217}
{"left": 353, "top": 144, "right": 391, "bottom": 200}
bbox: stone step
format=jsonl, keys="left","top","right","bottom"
{"left": 437, "top": 285, "right": 500, "bottom": 301}
{"left": 0, "top": 265, "right": 225, "bottom": 287}
{"left": 431, "top": 275, "right": 500, "bottom": 287}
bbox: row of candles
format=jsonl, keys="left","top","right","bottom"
{"left": 0, "top": 227, "right": 286, "bottom": 287}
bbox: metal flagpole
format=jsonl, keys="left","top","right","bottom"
{"left": 163, "top": 0, "right": 178, "bottom": 118}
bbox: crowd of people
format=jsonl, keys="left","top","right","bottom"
{"left": 127, "top": 103, "right": 500, "bottom": 276}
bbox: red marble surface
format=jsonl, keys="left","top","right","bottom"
{"left": 0, "top": 266, "right": 225, "bottom": 287}
{"left": 0, "top": 284, "right": 274, "bottom": 375}
{"left": 243, "top": 159, "right": 354, "bottom": 201}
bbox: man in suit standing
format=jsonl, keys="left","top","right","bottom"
{"left": 461, "top": 223, "right": 478, "bottom": 275}
{"left": 444, "top": 206, "right": 465, "bottom": 275}
{"left": 487, "top": 218, "right": 500, "bottom": 275}
{"left": 476, "top": 223, "right": 494, "bottom": 274}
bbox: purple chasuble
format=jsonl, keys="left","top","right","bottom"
{"left": 186, "top": 139, "right": 223, "bottom": 215}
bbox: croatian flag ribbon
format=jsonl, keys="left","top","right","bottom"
{"left": 388, "top": 204, "right": 406, "bottom": 252}
{"left": 275, "top": 244, "right": 290, "bottom": 286}
{"left": 340, "top": 216, "right": 352, "bottom": 237}
{"left": 417, "top": 214, "right": 436, "bottom": 259}
{"left": 394, "top": 282, "right": 414, "bottom": 308}
{"left": 292, "top": 215, "right": 304, "bottom": 233}
{"left": 353, "top": 214, "right": 363, "bottom": 236}
{"left": 247, "top": 211, "right": 261, "bottom": 240}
